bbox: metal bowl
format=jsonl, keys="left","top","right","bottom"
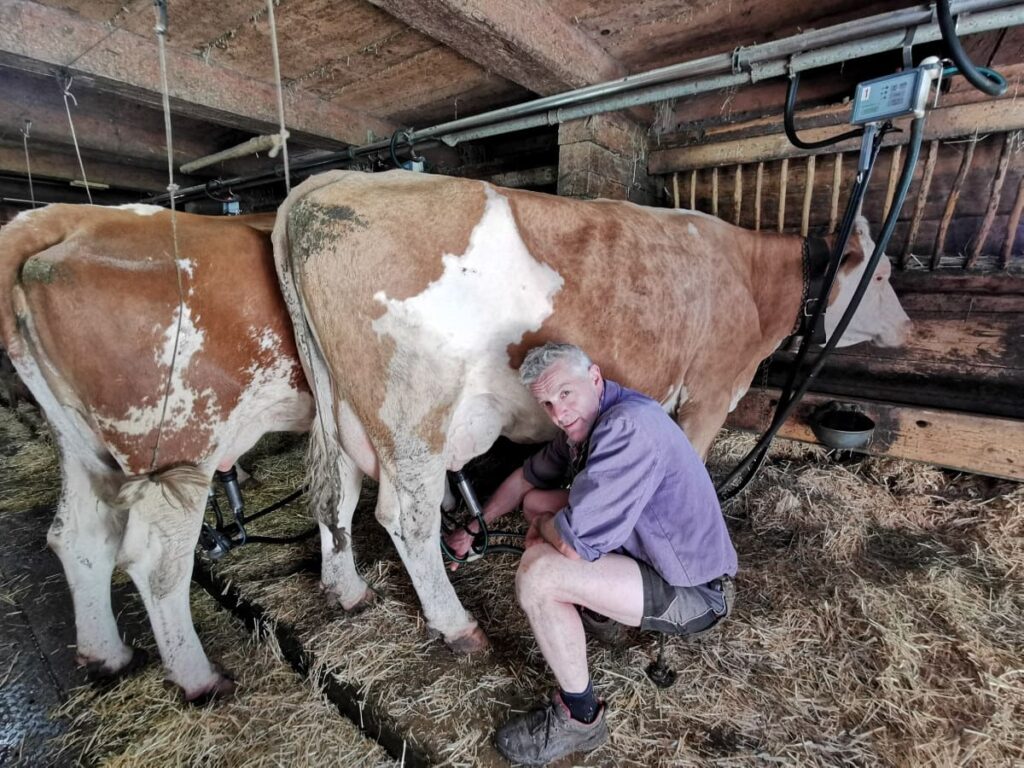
{"left": 811, "top": 403, "right": 875, "bottom": 450}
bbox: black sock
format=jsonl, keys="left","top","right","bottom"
{"left": 560, "top": 680, "right": 599, "bottom": 724}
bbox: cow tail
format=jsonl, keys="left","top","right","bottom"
{"left": 270, "top": 173, "right": 352, "bottom": 527}
{"left": 0, "top": 205, "right": 81, "bottom": 358}
{"left": 114, "top": 465, "right": 210, "bottom": 598}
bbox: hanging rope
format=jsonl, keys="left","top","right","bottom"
{"left": 265, "top": 0, "right": 291, "bottom": 193}
{"left": 60, "top": 77, "right": 92, "bottom": 204}
{"left": 20, "top": 121, "right": 37, "bottom": 208}
{"left": 150, "top": 0, "right": 188, "bottom": 473}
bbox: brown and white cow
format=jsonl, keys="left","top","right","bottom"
{"left": 273, "top": 168, "right": 911, "bottom": 653}
{"left": 0, "top": 205, "right": 364, "bottom": 700}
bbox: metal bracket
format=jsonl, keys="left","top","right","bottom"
{"left": 731, "top": 46, "right": 751, "bottom": 75}
{"left": 901, "top": 25, "right": 917, "bottom": 70}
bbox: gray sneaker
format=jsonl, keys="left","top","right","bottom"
{"left": 579, "top": 607, "right": 628, "bottom": 648}
{"left": 495, "top": 692, "right": 608, "bottom": 766}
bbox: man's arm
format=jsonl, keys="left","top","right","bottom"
{"left": 445, "top": 467, "right": 535, "bottom": 569}
{"left": 553, "top": 416, "right": 661, "bottom": 561}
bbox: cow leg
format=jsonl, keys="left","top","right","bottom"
{"left": 678, "top": 391, "right": 734, "bottom": 459}
{"left": 115, "top": 465, "right": 234, "bottom": 702}
{"left": 47, "top": 459, "right": 140, "bottom": 677}
{"left": 376, "top": 460, "right": 487, "bottom": 654}
{"left": 319, "top": 456, "right": 374, "bottom": 611}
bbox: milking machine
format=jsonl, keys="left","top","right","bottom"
{"left": 715, "top": 6, "right": 1007, "bottom": 502}
{"left": 440, "top": 470, "right": 527, "bottom": 563}
{"left": 198, "top": 466, "right": 316, "bottom": 559}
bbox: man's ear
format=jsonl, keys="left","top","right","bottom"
{"left": 589, "top": 363, "right": 602, "bottom": 387}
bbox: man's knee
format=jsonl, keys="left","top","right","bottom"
{"left": 515, "top": 544, "right": 561, "bottom": 609}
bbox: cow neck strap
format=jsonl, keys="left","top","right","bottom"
{"left": 788, "top": 235, "right": 831, "bottom": 345}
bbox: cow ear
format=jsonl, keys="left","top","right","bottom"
{"left": 838, "top": 216, "right": 870, "bottom": 269}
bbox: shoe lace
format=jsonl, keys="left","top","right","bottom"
{"left": 527, "top": 702, "right": 558, "bottom": 746}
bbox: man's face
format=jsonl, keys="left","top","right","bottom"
{"left": 527, "top": 359, "right": 604, "bottom": 444}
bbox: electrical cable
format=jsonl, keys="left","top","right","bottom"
{"left": 717, "top": 116, "right": 926, "bottom": 502}
{"left": 936, "top": 0, "right": 1007, "bottom": 95}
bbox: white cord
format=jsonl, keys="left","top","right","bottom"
{"left": 61, "top": 78, "right": 92, "bottom": 204}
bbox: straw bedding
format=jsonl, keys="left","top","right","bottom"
{"left": 1, "top": 400, "right": 1021, "bottom": 766}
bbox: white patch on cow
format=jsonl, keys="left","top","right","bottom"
{"left": 372, "top": 186, "right": 563, "bottom": 356}
{"left": 94, "top": 300, "right": 218, "bottom": 440}
{"left": 117, "top": 203, "right": 164, "bottom": 217}
{"left": 256, "top": 328, "right": 279, "bottom": 353}
{"left": 175, "top": 259, "right": 195, "bottom": 279}
{"left": 729, "top": 384, "right": 748, "bottom": 413}
{"left": 661, "top": 382, "right": 689, "bottom": 415}
{"left": 11, "top": 207, "right": 44, "bottom": 225}
{"left": 214, "top": 328, "right": 313, "bottom": 467}
{"left": 688, "top": 223, "right": 699, "bottom": 237}
{"left": 371, "top": 185, "right": 564, "bottom": 459}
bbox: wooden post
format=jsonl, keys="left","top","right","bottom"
{"left": 689, "top": 169, "right": 697, "bottom": 209}
{"left": 733, "top": 164, "right": 743, "bottom": 225}
{"left": 778, "top": 157, "right": 789, "bottom": 233}
{"left": 829, "top": 152, "right": 842, "bottom": 233}
{"left": 754, "top": 161, "right": 764, "bottom": 231}
{"left": 672, "top": 172, "right": 680, "bottom": 209}
{"left": 712, "top": 167, "right": 719, "bottom": 217}
{"left": 801, "top": 154, "right": 815, "bottom": 237}
{"left": 932, "top": 136, "right": 977, "bottom": 270}
{"left": 902, "top": 140, "right": 939, "bottom": 269}
{"left": 968, "top": 131, "right": 1017, "bottom": 270}
{"left": 1001, "top": 176, "right": 1024, "bottom": 270}
{"left": 882, "top": 145, "right": 902, "bottom": 221}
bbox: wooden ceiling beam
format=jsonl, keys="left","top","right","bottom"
{"left": 365, "top": 0, "right": 626, "bottom": 96}
{"left": 0, "top": 145, "right": 200, "bottom": 194}
{"left": 0, "top": 67, "right": 261, "bottom": 174}
{"left": 0, "top": 0, "right": 396, "bottom": 149}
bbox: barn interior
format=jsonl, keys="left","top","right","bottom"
{"left": 0, "top": 0, "right": 1022, "bottom": 765}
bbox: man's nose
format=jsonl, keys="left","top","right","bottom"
{"left": 551, "top": 402, "right": 569, "bottom": 424}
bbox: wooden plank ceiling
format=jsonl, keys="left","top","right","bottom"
{"left": 0, "top": 0, "right": 922, "bottom": 199}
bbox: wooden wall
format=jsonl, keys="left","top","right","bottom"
{"left": 667, "top": 130, "right": 1024, "bottom": 273}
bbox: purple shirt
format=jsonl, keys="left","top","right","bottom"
{"left": 523, "top": 380, "right": 737, "bottom": 587}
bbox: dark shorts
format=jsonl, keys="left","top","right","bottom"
{"left": 638, "top": 560, "right": 734, "bottom": 637}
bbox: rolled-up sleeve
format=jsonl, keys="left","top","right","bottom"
{"left": 553, "top": 416, "right": 660, "bottom": 561}
{"left": 522, "top": 435, "right": 570, "bottom": 489}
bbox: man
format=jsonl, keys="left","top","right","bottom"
{"left": 447, "top": 341, "right": 738, "bottom": 765}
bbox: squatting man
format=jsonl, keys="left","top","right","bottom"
{"left": 445, "top": 342, "right": 738, "bottom": 765}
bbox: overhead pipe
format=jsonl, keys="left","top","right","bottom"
{"left": 144, "top": 0, "right": 1023, "bottom": 205}
{"left": 433, "top": 4, "right": 1023, "bottom": 145}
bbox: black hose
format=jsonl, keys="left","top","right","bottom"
{"left": 717, "top": 117, "right": 926, "bottom": 501}
{"left": 784, "top": 71, "right": 863, "bottom": 150}
{"left": 937, "top": 0, "right": 1007, "bottom": 96}
{"left": 716, "top": 126, "right": 885, "bottom": 501}
{"left": 241, "top": 527, "right": 319, "bottom": 545}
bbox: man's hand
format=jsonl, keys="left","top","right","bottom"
{"left": 444, "top": 524, "right": 478, "bottom": 571}
{"left": 525, "top": 514, "right": 580, "bottom": 560}
{"left": 524, "top": 516, "right": 546, "bottom": 549}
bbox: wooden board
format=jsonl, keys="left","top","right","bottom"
{"left": 727, "top": 388, "right": 1024, "bottom": 481}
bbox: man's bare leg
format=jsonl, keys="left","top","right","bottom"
{"left": 515, "top": 542, "right": 643, "bottom": 692}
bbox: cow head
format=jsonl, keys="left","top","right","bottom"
{"left": 825, "top": 217, "right": 911, "bottom": 348}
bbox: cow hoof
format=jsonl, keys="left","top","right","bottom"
{"left": 179, "top": 666, "right": 237, "bottom": 706}
{"left": 340, "top": 587, "right": 378, "bottom": 614}
{"left": 322, "top": 582, "right": 378, "bottom": 614}
{"left": 446, "top": 625, "right": 490, "bottom": 655}
{"left": 80, "top": 645, "right": 150, "bottom": 684}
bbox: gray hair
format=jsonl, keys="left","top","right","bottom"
{"left": 519, "top": 342, "right": 592, "bottom": 386}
